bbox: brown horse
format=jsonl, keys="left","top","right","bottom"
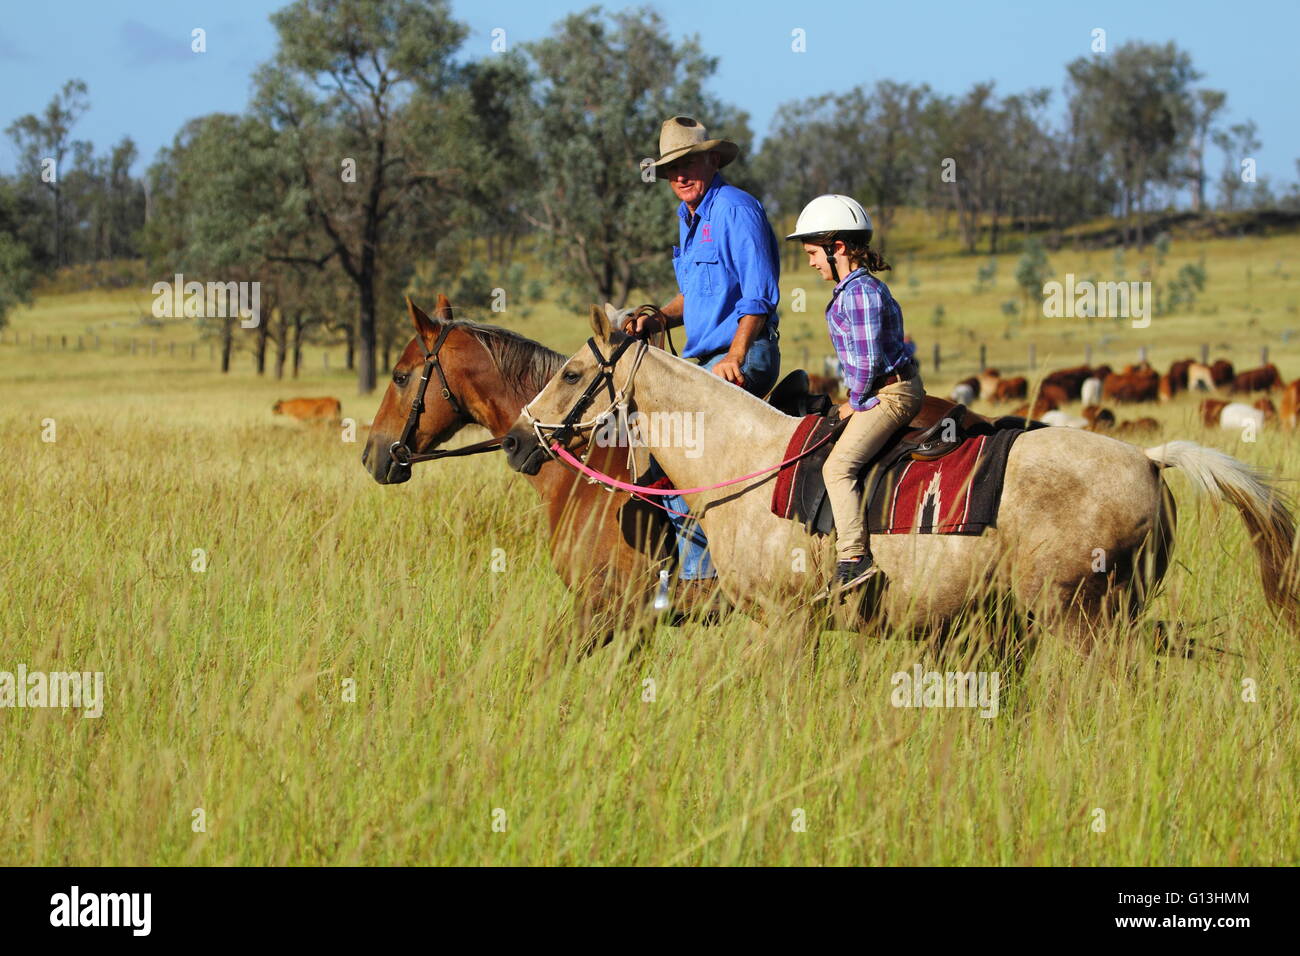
{"left": 362, "top": 296, "right": 675, "bottom": 642}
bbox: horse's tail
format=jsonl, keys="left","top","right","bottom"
{"left": 1146, "top": 441, "right": 1299, "bottom": 619}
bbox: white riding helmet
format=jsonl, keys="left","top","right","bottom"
{"left": 786, "top": 194, "right": 873, "bottom": 242}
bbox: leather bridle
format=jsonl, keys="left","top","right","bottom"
{"left": 523, "top": 334, "right": 647, "bottom": 457}
{"left": 388, "top": 323, "right": 502, "bottom": 468}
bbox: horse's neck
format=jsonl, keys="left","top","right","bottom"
{"left": 623, "top": 347, "right": 797, "bottom": 491}
{"left": 460, "top": 351, "right": 599, "bottom": 501}
{"left": 468, "top": 385, "right": 525, "bottom": 438}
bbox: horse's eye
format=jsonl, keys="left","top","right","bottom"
{"left": 562, "top": 370, "right": 581, "bottom": 384}
{"left": 393, "top": 371, "right": 408, "bottom": 386}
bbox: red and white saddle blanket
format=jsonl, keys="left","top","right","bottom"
{"left": 770, "top": 414, "right": 1030, "bottom": 536}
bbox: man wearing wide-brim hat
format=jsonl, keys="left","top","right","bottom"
{"left": 624, "top": 114, "right": 782, "bottom": 586}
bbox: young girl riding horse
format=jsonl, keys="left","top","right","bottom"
{"left": 787, "top": 194, "right": 925, "bottom": 594}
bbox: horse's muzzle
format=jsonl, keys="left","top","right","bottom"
{"left": 362, "top": 436, "right": 413, "bottom": 485}
{"left": 502, "top": 427, "right": 546, "bottom": 476}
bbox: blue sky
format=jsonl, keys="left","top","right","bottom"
{"left": 1, "top": 0, "right": 1296, "bottom": 193}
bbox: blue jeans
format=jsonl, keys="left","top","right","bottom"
{"left": 648, "top": 326, "right": 780, "bottom": 580}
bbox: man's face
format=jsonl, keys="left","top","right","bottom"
{"left": 661, "top": 151, "right": 718, "bottom": 208}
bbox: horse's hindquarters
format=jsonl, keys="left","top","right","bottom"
{"left": 994, "top": 427, "right": 1169, "bottom": 629}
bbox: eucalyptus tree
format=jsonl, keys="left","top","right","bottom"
{"left": 523, "top": 6, "right": 750, "bottom": 308}
{"left": 1066, "top": 42, "right": 1199, "bottom": 247}
{"left": 4, "top": 79, "right": 89, "bottom": 268}
{"left": 252, "top": 0, "right": 471, "bottom": 394}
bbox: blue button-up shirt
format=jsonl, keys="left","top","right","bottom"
{"left": 673, "top": 174, "right": 780, "bottom": 359}
{"left": 826, "top": 267, "right": 912, "bottom": 411}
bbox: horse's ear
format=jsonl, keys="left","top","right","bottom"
{"left": 407, "top": 296, "right": 436, "bottom": 337}
{"left": 589, "top": 304, "right": 611, "bottom": 341}
{"left": 434, "top": 293, "right": 454, "bottom": 322}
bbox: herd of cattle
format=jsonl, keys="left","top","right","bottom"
{"left": 947, "top": 358, "right": 1300, "bottom": 436}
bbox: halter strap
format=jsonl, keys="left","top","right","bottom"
{"left": 520, "top": 334, "right": 650, "bottom": 468}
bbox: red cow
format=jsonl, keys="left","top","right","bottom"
{"left": 993, "top": 376, "right": 1028, "bottom": 401}
{"left": 1041, "top": 365, "right": 1095, "bottom": 400}
{"left": 1230, "top": 364, "right": 1283, "bottom": 394}
{"left": 273, "top": 397, "right": 343, "bottom": 423}
{"left": 1254, "top": 397, "right": 1277, "bottom": 422}
{"left": 1280, "top": 379, "right": 1300, "bottom": 429}
{"left": 1102, "top": 367, "right": 1160, "bottom": 403}
{"left": 807, "top": 374, "right": 846, "bottom": 403}
{"left": 1199, "top": 398, "right": 1229, "bottom": 428}
{"left": 1115, "top": 417, "right": 1160, "bottom": 436}
{"left": 1210, "top": 359, "right": 1235, "bottom": 387}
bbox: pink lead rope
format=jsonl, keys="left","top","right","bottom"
{"left": 547, "top": 427, "right": 842, "bottom": 497}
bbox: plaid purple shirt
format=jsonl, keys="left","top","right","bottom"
{"left": 826, "top": 268, "right": 912, "bottom": 411}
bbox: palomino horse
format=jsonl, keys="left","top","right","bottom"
{"left": 363, "top": 296, "right": 674, "bottom": 639}
{"left": 502, "top": 307, "right": 1299, "bottom": 641}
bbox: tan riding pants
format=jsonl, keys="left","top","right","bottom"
{"left": 823, "top": 375, "right": 926, "bottom": 562}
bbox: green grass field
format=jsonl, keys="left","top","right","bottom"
{"left": 1, "top": 226, "right": 1298, "bottom": 865}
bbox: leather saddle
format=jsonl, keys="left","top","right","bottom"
{"left": 769, "top": 383, "right": 1037, "bottom": 535}
{"left": 767, "top": 369, "right": 834, "bottom": 418}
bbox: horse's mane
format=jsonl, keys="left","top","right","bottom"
{"left": 449, "top": 320, "right": 565, "bottom": 400}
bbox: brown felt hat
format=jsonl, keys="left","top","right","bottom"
{"left": 651, "top": 115, "right": 739, "bottom": 168}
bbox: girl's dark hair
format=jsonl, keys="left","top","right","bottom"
{"left": 837, "top": 233, "right": 891, "bottom": 273}
{"left": 810, "top": 231, "right": 891, "bottom": 273}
